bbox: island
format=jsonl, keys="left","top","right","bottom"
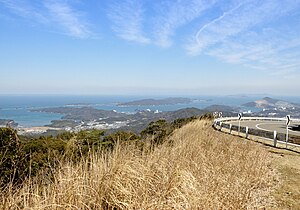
{"left": 117, "top": 97, "right": 192, "bottom": 106}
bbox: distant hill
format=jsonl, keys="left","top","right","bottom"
{"left": 204, "top": 105, "right": 238, "bottom": 112}
{"left": 163, "top": 107, "right": 206, "bottom": 121}
{"left": 242, "top": 97, "right": 300, "bottom": 109}
{"left": 241, "top": 97, "right": 300, "bottom": 118}
{"left": 117, "top": 97, "right": 192, "bottom": 106}
{"left": 0, "top": 119, "right": 18, "bottom": 127}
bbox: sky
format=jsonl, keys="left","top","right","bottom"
{"left": 0, "top": 0, "right": 300, "bottom": 96}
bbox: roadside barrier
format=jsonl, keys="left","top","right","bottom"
{"left": 213, "top": 117, "right": 300, "bottom": 152}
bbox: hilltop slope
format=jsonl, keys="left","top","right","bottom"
{"left": 1, "top": 119, "right": 281, "bottom": 209}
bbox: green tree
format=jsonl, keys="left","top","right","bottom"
{"left": 0, "top": 128, "right": 25, "bottom": 187}
{"left": 22, "top": 136, "right": 67, "bottom": 176}
{"left": 103, "top": 131, "right": 139, "bottom": 146}
{"left": 66, "top": 129, "right": 105, "bottom": 159}
{"left": 141, "top": 119, "right": 171, "bottom": 145}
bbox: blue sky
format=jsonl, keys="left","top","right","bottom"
{"left": 0, "top": 0, "right": 299, "bottom": 96}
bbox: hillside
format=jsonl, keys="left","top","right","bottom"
{"left": 2, "top": 119, "right": 292, "bottom": 209}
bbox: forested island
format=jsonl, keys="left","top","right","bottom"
{"left": 117, "top": 97, "right": 192, "bottom": 106}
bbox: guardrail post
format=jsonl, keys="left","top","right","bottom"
{"left": 245, "top": 127, "right": 249, "bottom": 138}
{"left": 220, "top": 122, "right": 222, "bottom": 131}
{"left": 238, "top": 113, "right": 242, "bottom": 136}
{"left": 286, "top": 125, "right": 289, "bottom": 149}
{"left": 229, "top": 124, "right": 232, "bottom": 134}
{"left": 286, "top": 115, "right": 290, "bottom": 149}
{"left": 273, "top": 130, "right": 277, "bottom": 147}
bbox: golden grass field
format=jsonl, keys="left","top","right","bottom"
{"left": 1, "top": 119, "right": 299, "bottom": 209}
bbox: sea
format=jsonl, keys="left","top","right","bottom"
{"left": 0, "top": 95, "right": 300, "bottom": 127}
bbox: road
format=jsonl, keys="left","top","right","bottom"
{"left": 229, "top": 120, "right": 300, "bottom": 136}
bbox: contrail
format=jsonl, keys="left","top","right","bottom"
{"left": 195, "top": 2, "right": 244, "bottom": 45}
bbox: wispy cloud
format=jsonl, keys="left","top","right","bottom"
{"left": 185, "top": 0, "right": 300, "bottom": 74}
{"left": 186, "top": 0, "right": 283, "bottom": 54}
{"left": 107, "top": 0, "right": 150, "bottom": 44}
{"left": 208, "top": 30, "right": 300, "bottom": 75}
{"left": 0, "top": 0, "right": 48, "bottom": 23}
{"left": 153, "top": 0, "right": 217, "bottom": 47}
{"left": 0, "top": 0, "right": 92, "bottom": 38}
{"left": 1, "top": 0, "right": 299, "bottom": 76}
{"left": 44, "top": 1, "right": 91, "bottom": 38}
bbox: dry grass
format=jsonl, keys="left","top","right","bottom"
{"left": 268, "top": 148, "right": 300, "bottom": 209}
{"left": 0, "top": 120, "right": 276, "bottom": 209}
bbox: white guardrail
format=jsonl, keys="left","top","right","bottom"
{"left": 213, "top": 116, "right": 300, "bottom": 151}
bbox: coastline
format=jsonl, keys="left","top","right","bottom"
{"left": 17, "top": 126, "right": 62, "bottom": 135}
